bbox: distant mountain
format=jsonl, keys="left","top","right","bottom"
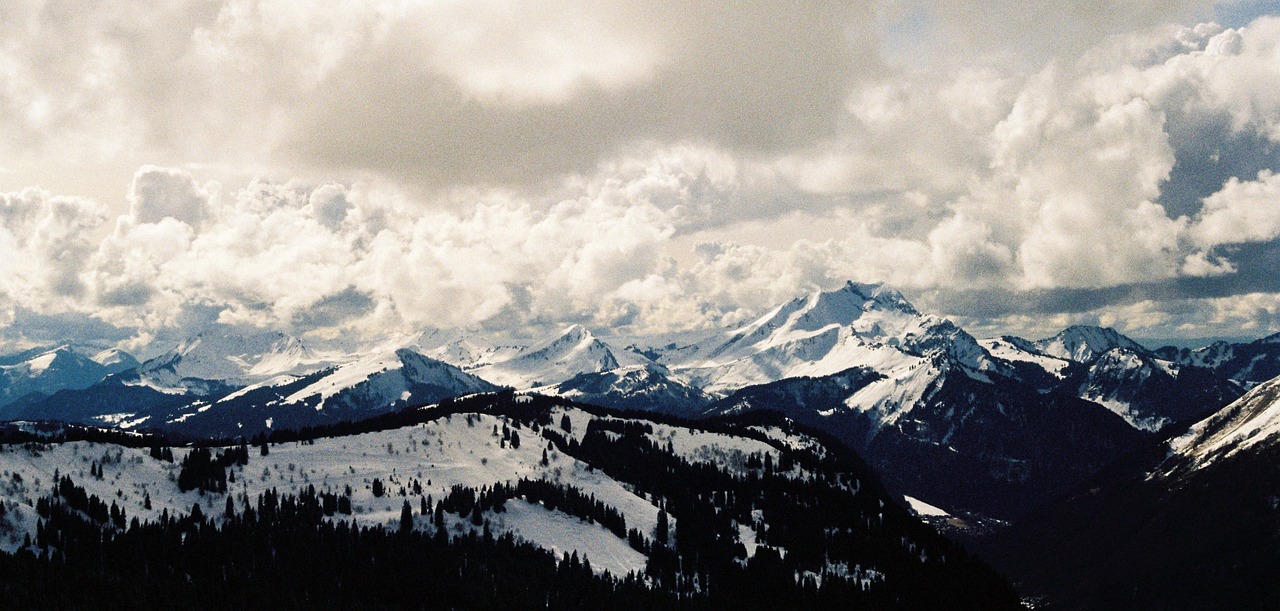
{"left": 133, "top": 331, "right": 326, "bottom": 393}
{"left": 985, "top": 374, "right": 1280, "bottom": 609}
{"left": 0, "top": 345, "right": 138, "bottom": 409}
{"left": 986, "top": 325, "right": 1242, "bottom": 431}
{"left": 137, "top": 348, "right": 501, "bottom": 437}
{"left": 1064, "top": 346, "right": 1242, "bottom": 431}
{"left": 658, "top": 281, "right": 1010, "bottom": 395}
{"left": 541, "top": 362, "right": 712, "bottom": 415}
{"left": 1157, "top": 332, "right": 1280, "bottom": 388}
{"left": 8, "top": 337, "right": 496, "bottom": 438}
{"left": 469, "top": 324, "right": 651, "bottom": 390}
{"left": 1034, "top": 325, "right": 1147, "bottom": 363}
{"left": 0, "top": 283, "right": 1249, "bottom": 527}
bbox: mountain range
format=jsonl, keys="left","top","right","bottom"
{"left": 0, "top": 282, "right": 1256, "bottom": 521}
{"left": 6, "top": 280, "right": 1280, "bottom": 607}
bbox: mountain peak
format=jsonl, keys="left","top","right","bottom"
{"left": 759, "top": 281, "right": 919, "bottom": 336}
{"left": 838, "top": 281, "right": 917, "bottom": 313}
{"left": 558, "top": 323, "right": 593, "bottom": 341}
{"left": 1035, "top": 325, "right": 1146, "bottom": 363}
{"left": 141, "top": 330, "right": 318, "bottom": 383}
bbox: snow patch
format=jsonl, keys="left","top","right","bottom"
{"left": 904, "top": 495, "right": 949, "bottom": 517}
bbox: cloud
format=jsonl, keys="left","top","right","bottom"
{"left": 127, "top": 165, "right": 213, "bottom": 226}
{"left": 0, "top": 0, "right": 878, "bottom": 194}
{"left": 0, "top": 188, "right": 105, "bottom": 311}
{"left": 6, "top": 5, "right": 1280, "bottom": 349}
{"left": 1191, "top": 169, "right": 1280, "bottom": 245}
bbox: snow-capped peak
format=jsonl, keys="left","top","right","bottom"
{"left": 470, "top": 325, "right": 648, "bottom": 389}
{"left": 139, "top": 331, "right": 323, "bottom": 384}
{"left": 1035, "top": 325, "right": 1147, "bottom": 363}
{"left": 90, "top": 348, "right": 138, "bottom": 369}
{"left": 736, "top": 281, "right": 918, "bottom": 340}
{"left": 660, "top": 281, "right": 1006, "bottom": 396}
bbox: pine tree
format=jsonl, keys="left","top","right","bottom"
{"left": 656, "top": 506, "right": 669, "bottom": 547}
{"left": 400, "top": 500, "right": 414, "bottom": 533}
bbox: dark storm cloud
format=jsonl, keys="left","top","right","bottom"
{"left": 925, "top": 240, "right": 1280, "bottom": 319}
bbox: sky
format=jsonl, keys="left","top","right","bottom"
{"left": 3, "top": 0, "right": 1280, "bottom": 354}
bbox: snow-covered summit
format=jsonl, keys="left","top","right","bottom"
{"left": 90, "top": 347, "right": 139, "bottom": 369}
{"left": 471, "top": 324, "right": 650, "bottom": 390}
{"left": 661, "top": 281, "right": 1003, "bottom": 395}
{"left": 1034, "top": 325, "right": 1147, "bottom": 363}
{"left": 137, "top": 331, "right": 326, "bottom": 387}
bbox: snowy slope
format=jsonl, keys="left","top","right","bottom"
{"left": 0, "top": 409, "right": 651, "bottom": 576}
{"left": 979, "top": 336, "right": 1073, "bottom": 378}
{"left": 0, "top": 402, "right": 807, "bottom": 575}
{"left": 1168, "top": 374, "right": 1280, "bottom": 468}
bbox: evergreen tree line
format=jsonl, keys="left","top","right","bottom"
{"left": 6, "top": 481, "right": 670, "bottom": 609}
{"left": 436, "top": 480, "right": 631, "bottom": 547}
{"left": 176, "top": 442, "right": 250, "bottom": 493}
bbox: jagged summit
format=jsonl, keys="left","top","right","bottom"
{"left": 1035, "top": 325, "right": 1147, "bottom": 363}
